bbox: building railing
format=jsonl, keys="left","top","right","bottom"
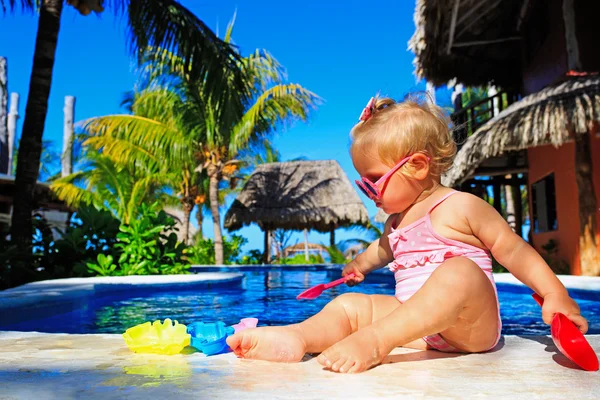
{"left": 451, "top": 91, "right": 520, "bottom": 149}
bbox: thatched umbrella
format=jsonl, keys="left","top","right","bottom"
{"left": 443, "top": 74, "right": 600, "bottom": 187}
{"left": 224, "top": 160, "right": 369, "bottom": 262}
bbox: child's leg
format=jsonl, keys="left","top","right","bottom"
{"left": 318, "top": 257, "right": 500, "bottom": 373}
{"left": 225, "top": 293, "right": 404, "bottom": 362}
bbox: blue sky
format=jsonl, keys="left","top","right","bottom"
{"left": 0, "top": 0, "right": 452, "bottom": 254}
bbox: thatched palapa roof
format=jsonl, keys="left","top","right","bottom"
{"left": 409, "top": 0, "right": 523, "bottom": 87}
{"left": 224, "top": 160, "right": 369, "bottom": 232}
{"left": 443, "top": 74, "right": 600, "bottom": 187}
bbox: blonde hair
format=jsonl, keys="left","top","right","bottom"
{"left": 350, "top": 94, "right": 456, "bottom": 178}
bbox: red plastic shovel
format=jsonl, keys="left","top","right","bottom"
{"left": 297, "top": 273, "right": 356, "bottom": 300}
{"left": 532, "top": 293, "right": 599, "bottom": 371}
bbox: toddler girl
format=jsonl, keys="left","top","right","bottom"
{"left": 226, "top": 96, "right": 588, "bottom": 373}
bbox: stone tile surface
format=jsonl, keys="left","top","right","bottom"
{"left": 0, "top": 331, "right": 598, "bottom": 399}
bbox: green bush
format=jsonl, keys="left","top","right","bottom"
{"left": 185, "top": 234, "right": 248, "bottom": 265}
{"left": 87, "top": 203, "right": 188, "bottom": 276}
{"left": 239, "top": 249, "right": 263, "bottom": 265}
{"left": 0, "top": 206, "right": 121, "bottom": 288}
{"left": 278, "top": 253, "right": 325, "bottom": 265}
{"left": 51, "top": 206, "right": 121, "bottom": 276}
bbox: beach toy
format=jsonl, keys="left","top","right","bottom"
{"left": 187, "top": 318, "right": 258, "bottom": 356}
{"left": 297, "top": 273, "right": 355, "bottom": 300}
{"left": 532, "top": 293, "right": 599, "bottom": 371}
{"left": 122, "top": 318, "right": 191, "bottom": 355}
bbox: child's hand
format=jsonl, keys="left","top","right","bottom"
{"left": 542, "top": 292, "right": 589, "bottom": 334}
{"left": 342, "top": 260, "right": 366, "bottom": 287}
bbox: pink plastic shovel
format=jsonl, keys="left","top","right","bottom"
{"left": 532, "top": 293, "right": 599, "bottom": 371}
{"left": 297, "top": 273, "right": 356, "bottom": 300}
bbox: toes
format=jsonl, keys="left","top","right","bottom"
{"left": 226, "top": 332, "right": 254, "bottom": 358}
{"left": 348, "top": 360, "right": 367, "bottom": 373}
{"left": 226, "top": 333, "right": 242, "bottom": 355}
{"left": 338, "top": 358, "right": 356, "bottom": 374}
{"left": 331, "top": 356, "right": 348, "bottom": 372}
{"left": 317, "top": 353, "right": 331, "bottom": 368}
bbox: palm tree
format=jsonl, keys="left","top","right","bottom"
{"left": 80, "top": 86, "right": 200, "bottom": 241}
{"left": 1, "top": 0, "right": 246, "bottom": 275}
{"left": 80, "top": 15, "right": 320, "bottom": 264}
{"left": 51, "top": 151, "right": 173, "bottom": 224}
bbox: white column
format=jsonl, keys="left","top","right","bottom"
{"left": 7, "top": 92, "right": 18, "bottom": 176}
{"left": 62, "top": 96, "right": 75, "bottom": 177}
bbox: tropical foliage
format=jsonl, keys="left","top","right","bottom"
{"left": 70, "top": 14, "right": 319, "bottom": 264}
{"left": 2, "top": 0, "right": 247, "bottom": 288}
{"left": 87, "top": 202, "right": 188, "bottom": 276}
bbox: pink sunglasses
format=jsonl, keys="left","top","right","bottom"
{"left": 355, "top": 155, "right": 429, "bottom": 202}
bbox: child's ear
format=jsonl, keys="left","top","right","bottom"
{"left": 410, "top": 153, "right": 430, "bottom": 181}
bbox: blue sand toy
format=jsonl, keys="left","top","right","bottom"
{"left": 187, "top": 318, "right": 258, "bottom": 356}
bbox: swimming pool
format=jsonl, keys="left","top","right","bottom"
{"left": 1, "top": 269, "right": 599, "bottom": 335}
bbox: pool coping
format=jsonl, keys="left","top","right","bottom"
{"left": 0, "top": 273, "right": 244, "bottom": 326}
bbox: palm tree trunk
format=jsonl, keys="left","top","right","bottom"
{"left": 181, "top": 202, "right": 193, "bottom": 245}
{"left": 574, "top": 131, "right": 600, "bottom": 276}
{"left": 10, "top": 0, "right": 63, "bottom": 285}
{"left": 208, "top": 165, "right": 224, "bottom": 264}
{"left": 195, "top": 207, "right": 204, "bottom": 240}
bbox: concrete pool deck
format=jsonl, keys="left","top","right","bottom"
{"left": 1, "top": 272, "right": 599, "bottom": 399}
{"left": 0, "top": 331, "right": 598, "bottom": 399}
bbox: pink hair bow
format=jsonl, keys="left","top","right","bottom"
{"left": 358, "top": 97, "right": 375, "bottom": 121}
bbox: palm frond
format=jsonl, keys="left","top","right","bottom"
{"left": 230, "top": 84, "right": 321, "bottom": 155}
{"left": 126, "top": 0, "right": 247, "bottom": 115}
{"left": 1, "top": 0, "right": 35, "bottom": 14}
{"left": 50, "top": 172, "right": 101, "bottom": 210}
{"left": 81, "top": 114, "right": 191, "bottom": 167}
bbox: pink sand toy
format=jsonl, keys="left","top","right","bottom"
{"left": 297, "top": 273, "right": 356, "bottom": 300}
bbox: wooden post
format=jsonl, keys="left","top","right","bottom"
{"left": 574, "top": 132, "right": 600, "bottom": 276}
{"left": 504, "top": 174, "right": 516, "bottom": 232}
{"left": 0, "top": 57, "right": 7, "bottom": 174}
{"left": 304, "top": 228, "right": 309, "bottom": 262}
{"left": 451, "top": 84, "right": 466, "bottom": 149}
{"left": 263, "top": 228, "right": 271, "bottom": 264}
{"left": 563, "top": 0, "right": 599, "bottom": 275}
{"left": 62, "top": 96, "right": 75, "bottom": 177}
{"left": 7, "top": 92, "right": 18, "bottom": 176}
{"left": 492, "top": 179, "right": 502, "bottom": 215}
{"left": 562, "top": 0, "right": 581, "bottom": 71}
{"left": 512, "top": 176, "right": 523, "bottom": 239}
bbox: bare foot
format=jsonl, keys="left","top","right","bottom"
{"left": 226, "top": 325, "right": 307, "bottom": 362}
{"left": 317, "top": 326, "right": 391, "bottom": 373}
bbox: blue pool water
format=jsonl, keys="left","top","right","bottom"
{"left": 1, "top": 270, "right": 599, "bottom": 335}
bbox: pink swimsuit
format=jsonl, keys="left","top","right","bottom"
{"left": 387, "top": 191, "right": 502, "bottom": 352}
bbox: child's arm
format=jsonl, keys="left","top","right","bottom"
{"left": 342, "top": 215, "right": 396, "bottom": 286}
{"left": 463, "top": 194, "right": 588, "bottom": 333}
